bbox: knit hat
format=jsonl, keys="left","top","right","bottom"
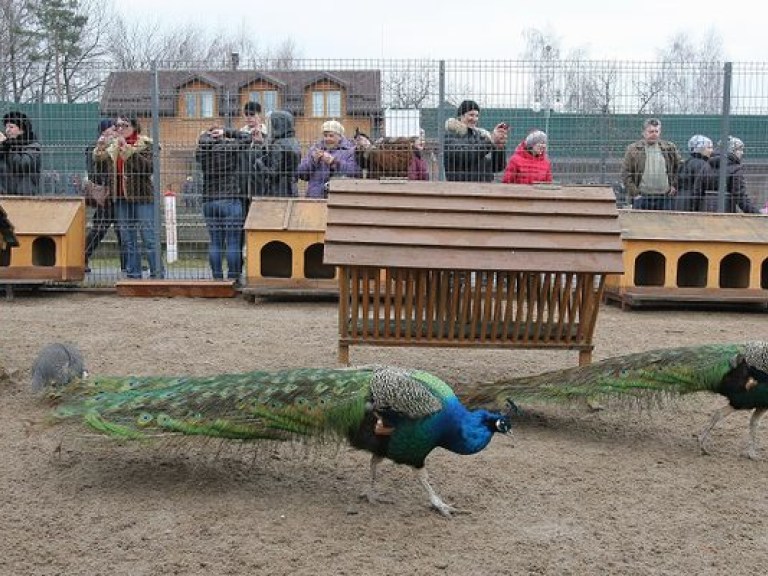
{"left": 321, "top": 120, "right": 345, "bottom": 136}
{"left": 525, "top": 130, "right": 548, "bottom": 147}
{"left": 456, "top": 100, "right": 480, "bottom": 118}
{"left": 687, "top": 134, "right": 712, "bottom": 153}
{"left": 98, "top": 118, "right": 114, "bottom": 134}
{"left": 724, "top": 136, "right": 744, "bottom": 154}
{"left": 3, "top": 111, "right": 31, "bottom": 133}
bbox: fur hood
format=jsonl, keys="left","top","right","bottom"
{"left": 444, "top": 117, "right": 492, "bottom": 141}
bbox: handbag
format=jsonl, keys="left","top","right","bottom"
{"left": 83, "top": 179, "right": 110, "bottom": 207}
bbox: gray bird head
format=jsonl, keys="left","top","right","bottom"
{"left": 30, "top": 343, "right": 86, "bottom": 392}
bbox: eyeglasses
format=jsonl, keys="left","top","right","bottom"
{"left": 115, "top": 121, "right": 130, "bottom": 129}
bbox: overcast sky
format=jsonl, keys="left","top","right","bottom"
{"left": 115, "top": 0, "right": 761, "bottom": 62}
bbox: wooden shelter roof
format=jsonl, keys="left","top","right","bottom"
{"left": 0, "top": 197, "right": 82, "bottom": 235}
{"left": 324, "top": 181, "right": 624, "bottom": 273}
{"left": 244, "top": 198, "right": 327, "bottom": 232}
{"left": 619, "top": 209, "right": 768, "bottom": 244}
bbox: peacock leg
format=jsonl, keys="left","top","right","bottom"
{"left": 414, "top": 466, "right": 466, "bottom": 517}
{"left": 359, "top": 454, "right": 393, "bottom": 504}
{"left": 698, "top": 404, "right": 735, "bottom": 455}
{"left": 745, "top": 407, "right": 767, "bottom": 460}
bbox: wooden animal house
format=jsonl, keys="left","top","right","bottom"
{"left": 324, "top": 180, "right": 624, "bottom": 366}
{"left": 242, "top": 198, "right": 337, "bottom": 298}
{"left": 0, "top": 196, "right": 85, "bottom": 284}
{"left": 604, "top": 210, "right": 768, "bottom": 309}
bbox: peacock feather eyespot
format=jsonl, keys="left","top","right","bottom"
{"left": 137, "top": 412, "right": 154, "bottom": 426}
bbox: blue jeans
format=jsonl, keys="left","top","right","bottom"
{"left": 202, "top": 199, "right": 244, "bottom": 280}
{"left": 632, "top": 195, "right": 674, "bottom": 211}
{"left": 115, "top": 199, "right": 164, "bottom": 279}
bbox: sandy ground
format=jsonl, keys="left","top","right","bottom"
{"left": 2, "top": 291, "right": 768, "bottom": 576}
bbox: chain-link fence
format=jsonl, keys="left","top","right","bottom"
{"left": 2, "top": 59, "right": 767, "bottom": 287}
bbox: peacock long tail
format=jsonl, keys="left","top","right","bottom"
{"left": 459, "top": 342, "right": 768, "bottom": 409}
{"left": 45, "top": 367, "right": 378, "bottom": 442}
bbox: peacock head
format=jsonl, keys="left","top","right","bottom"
{"left": 490, "top": 400, "right": 521, "bottom": 435}
{"left": 494, "top": 417, "right": 512, "bottom": 435}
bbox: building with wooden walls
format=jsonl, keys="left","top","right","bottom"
{"left": 98, "top": 69, "right": 382, "bottom": 193}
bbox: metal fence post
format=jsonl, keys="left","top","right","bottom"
{"left": 717, "top": 62, "right": 733, "bottom": 213}
{"left": 437, "top": 60, "right": 446, "bottom": 182}
{"left": 151, "top": 60, "right": 163, "bottom": 275}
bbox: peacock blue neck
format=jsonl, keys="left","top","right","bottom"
{"left": 437, "top": 402, "right": 500, "bottom": 456}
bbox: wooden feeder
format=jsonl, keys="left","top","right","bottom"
{"left": 604, "top": 210, "right": 768, "bottom": 309}
{"left": 324, "top": 180, "right": 624, "bottom": 366}
{"left": 0, "top": 196, "right": 85, "bottom": 284}
{"left": 242, "top": 197, "right": 337, "bottom": 298}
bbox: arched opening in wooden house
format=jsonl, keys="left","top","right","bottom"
{"left": 304, "top": 243, "right": 335, "bottom": 279}
{"left": 32, "top": 236, "right": 56, "bottom": 267}
{"left": 260, "top": 241, "right": 292, "bottom": 278}
{"left": 762, "top": 258, "right": 768, "bottom": 289}
{"left": 719, "top": 252, "right": 750, "bottom": 288}
{"left": 676, "top": 252, "right": 708, "bottom": 288}
{"left": 634, "top": 251, "right": 665, "bottom": 286}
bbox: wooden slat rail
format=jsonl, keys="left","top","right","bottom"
{"left": 337, "top": 266, "right": 606, "bottom": 366}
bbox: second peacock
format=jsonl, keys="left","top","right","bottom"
{"left": 462, "top": 341, "right": 768, "bottom": 459}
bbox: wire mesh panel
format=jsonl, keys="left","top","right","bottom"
{"left": 2, "top": 58, "right": 768, "bottom": 289}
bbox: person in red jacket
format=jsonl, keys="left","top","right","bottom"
{"left": 501, "top": 130, "right": 552, "bottom": 184}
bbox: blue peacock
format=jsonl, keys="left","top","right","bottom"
{"left": 463, "top": 341, "right": 768, "bottom": 459}
{"left": 31, "top": 344, "right": 513, "bottom": 517}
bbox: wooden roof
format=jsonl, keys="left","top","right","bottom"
{"left": 0, "top": 196, "right": 83, "bottom": 235}
{"left": 619, "top": 209, "right": 768, "bottom": 243}
{"left": 244, "top": 198, "right": 327, "bottom": 232}
{"left": 100, "top": 69, "right": 381, "bottom": 117}
{"left": 324, "top": 181, "right": 624, "bottom": 273}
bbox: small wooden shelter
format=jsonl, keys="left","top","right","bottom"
{"left": 242, "top": 198, "right": 336, "bottom": 298}
{"left": 324, "top": 180, "right": 624, "bottom": 365}
{"left": 604, "top": 210, "right": 768, "bottom": 308}
{"left": 0, "top": 196, "right": 85, "bottom": 283}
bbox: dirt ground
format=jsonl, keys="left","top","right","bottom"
{"left": 1, "top": 291, "right": 767, "bottom": 576}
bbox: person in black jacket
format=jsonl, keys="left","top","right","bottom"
{"left": 252, "top": 111, "right": 301, "bottom": 197}
{"left": 677, "top": 134, "right": 715, "bottom": 212}
{"left": 708, "top": 136, "right": 760, "bottom": 214}
{"left": 442, "top": 100, "right": 508, "bottom": 182}
{"left": 195, "top": 124, "right": 251, "bottom": 282}
{"left": 0, "top": 111, "right": 41, "bottom": 195}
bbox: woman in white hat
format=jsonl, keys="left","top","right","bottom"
{"left": 297, "top": 120, "right": 361, "bottom": 198}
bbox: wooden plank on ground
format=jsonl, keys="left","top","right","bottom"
{"left": 116, "top": 280, "right": 237, "bottom": 298}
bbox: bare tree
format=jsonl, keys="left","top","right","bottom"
{"left": 652, "top": 30, "right": 724, "bottom": 114}
{"left": 522, "top": 28, "right": 563, "bottom": 110}
{"left": 0, "top": 0, "right": 45, "bottom": 102}
{"left": 383, "top": 60, "right": 437, "bottom": 109}
{"left": 107, "top": 19, "right": 301, "bottom": 70}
